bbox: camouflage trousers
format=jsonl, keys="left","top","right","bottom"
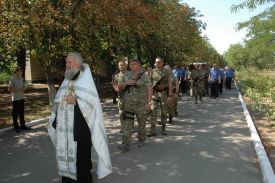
{"left": 149, "top": 92, "right": 168, "bottom": 126}
{"left": 193, "top": 84, "right": 203, "bottom": 102}
{"left": 166, "top": 93, "right": 178, "bottom": 117}
{"left": 117, "top": 98, "right": 125, "bottom": 130}
{"left": 122, "top": 101, "right": 148, "bottom": 145}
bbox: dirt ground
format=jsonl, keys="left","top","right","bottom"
{"left": 0, "top": 83, "right": 274, "bottom": 172}
{"left": 247, "top": 107, "right": 275, "bottom": 172}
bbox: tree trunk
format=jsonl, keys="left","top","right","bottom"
{"left": 46, "top": 71, "right": 57, "bottom": 106}
{"left": 16, "top": 47, "right": 26, "bottom": 79}
{"left": 135, "top": 33, "right": 142, "bottom": 60}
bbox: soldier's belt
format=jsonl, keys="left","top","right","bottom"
{"left": 154, "top": 87, "right": 169, "bottom": 92}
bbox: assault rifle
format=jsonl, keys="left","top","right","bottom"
{"left": 119, "top": 71, "right": 145, "bottom": 97}
{"left": 172, "top": 88, "right": 181, "bottom": 100}
{"left": 153, "top": 76, "right": 168, "bottom": 92}
{"left": 193, "top": 76, "right": 203, "bottom": 87}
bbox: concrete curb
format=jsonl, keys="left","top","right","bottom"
{"left": 235, "top": 81, "right": 275, "bottom": 183}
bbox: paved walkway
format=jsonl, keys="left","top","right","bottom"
{"left": 0, "top": 88, "right": 263, "bottom": 183}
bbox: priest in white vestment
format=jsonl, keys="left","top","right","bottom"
{"left": 48, "top": 52, "right": 112, "bottom": 183}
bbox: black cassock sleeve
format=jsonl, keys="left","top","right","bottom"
{"left": 74, "top": 101, "right": 92, "bottom": 142}
{"left": 52, "top": 113, "right": 57, "bottom": 129}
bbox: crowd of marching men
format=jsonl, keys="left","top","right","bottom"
{"left": 112, "top": 57, "right": 235, "bottom": 152}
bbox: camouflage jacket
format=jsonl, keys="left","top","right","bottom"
{"left": 123, "top": 70, "right": 151, "bottom": 101}
{"left": 113, "top": 71, "right": 126, "bottom": 85}
{"left": 190, "top": 70, "right": 204, "bottom": 86}
{"left": 151, "top": 68, "right": 172, "bottom": 92}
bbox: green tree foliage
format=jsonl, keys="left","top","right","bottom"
{"left": 0, "top": 0, "right": 221, "bottom": 70}
{"left": 231, "top": 0, "right": 274, "bottom": 12}
{"left": 224, "top": 43, "right": 248, "bottom": 68}
{"left": 225, "top": 4, "right": 274, "bottom": 70}
{"left": 191, "top": 35, "right": 224, "bottom": 66}
{"left": 0, "top": 0, "right": 223, "bottom": 100}
{"left": 237, "top": 5, "right": 275, "bottom": 69}
{"left": 227, "top": 1, "right": 275, "bottom": 128}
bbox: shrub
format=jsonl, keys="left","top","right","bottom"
{"left": 237, "top": 68, "right": 275, "bottom": 126}
{"left": 0, "top": 72, "right": 11, "bottom": 84}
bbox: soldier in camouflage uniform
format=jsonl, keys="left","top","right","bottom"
{"left": 198, "top": 64, "right": 206, "bottom": 97}
{"left": 148, "top": 57, "right": 173, "bottom": 136}
{"left": 164, "top": 65, "right": 179, "bottom": 123}
{"left": 190, "top": 64, "right": 204, "bottom": 104}
{"left": 117, "top": 58, "right": 152, "bottom": 152}
{"left": 112, "top": 59, "right": 128, "bottom": 133}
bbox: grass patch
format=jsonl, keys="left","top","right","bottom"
{"left": 237, "top": 68, "right": 275, "bottom": 127}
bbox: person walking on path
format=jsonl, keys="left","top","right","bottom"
{"left": 225, "top": 66, "right": 235, "bottom": 90}
{"left": 164, "top": 65, "right": 179, "bottom": 123}
{"left": 112, "top": 58, "right": 128, "bottom": 133}
{"left": 178, "top": 65, "right": 187, "bottom": 94}
{"left": 148, "top": 57, "right": 173, "bottom": 137}
{"left": 208, "top": 64, "right": 220, "bottom": 99}
{"left": 9, "top": 67, "right": 30, "bottom": 133}
{"left": 116, "top": 58, "right": 152, "bottom": 152}
{"left": 189, "top": 64, "right": 203, "bottom": 104}
{"left": 48, "top": 52, "right": 112, "bottom": 183}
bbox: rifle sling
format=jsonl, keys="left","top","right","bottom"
{"left": 120, "top": 71, "right": 145, "bottom": 96}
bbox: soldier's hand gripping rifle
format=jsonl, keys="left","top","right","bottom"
{"left": 119, "top": 71, "right": 145, "bottom": 97}
{"left": 193, "top": 76, "right": 203, "bottom": 87}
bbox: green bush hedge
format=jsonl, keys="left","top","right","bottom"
{"left": 237, "top": 68, "right": 275, "bottom": 126}
{"left": 0, "top": 72, "right": 11, "bottom": 84}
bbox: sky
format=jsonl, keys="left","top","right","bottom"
{"left": 181, "top": 0, "right": 272, "bottom": 54}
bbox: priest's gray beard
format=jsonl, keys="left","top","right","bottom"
{"left": 64, "top": 69, "right": 80, "bottom": 80}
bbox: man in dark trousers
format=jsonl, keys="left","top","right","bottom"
{"left": 9, "top": 67, "right": 30, "bottom": 133}
{"left": 208, "top": 64, "right": 221, "bottom": 99}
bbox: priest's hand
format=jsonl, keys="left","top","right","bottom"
{"left": 66, "top": 94, "right": 76, "bottom": 105}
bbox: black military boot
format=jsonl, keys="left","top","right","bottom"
{"left": 161, "top": 124, "right": 167, "bottom": 135}
{"left": 137, "top": 139, "right": 145, "bottom": 148}
{"left": 169, "top": 115, "right": 173, "bottom": 123}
